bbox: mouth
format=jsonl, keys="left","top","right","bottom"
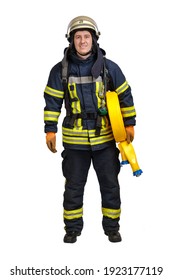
{"left": 80, "top": 44, "right": 88, "bottom": 50}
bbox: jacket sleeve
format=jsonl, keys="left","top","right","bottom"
{"left": 106, "top": 59, "right": 136, "bottom": 126}
{"left": 43, "top": 63, "right": 65, "bottom": 133}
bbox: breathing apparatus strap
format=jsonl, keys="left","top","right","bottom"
{"left": 61, "top": 48, "right": 71, "bottom": 117}
{"left": 95, "top": 57, "right": 109, "bottom": 136}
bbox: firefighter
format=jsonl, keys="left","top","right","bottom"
{"left": 44, "top": 16, "right": 136, "bottom": 243}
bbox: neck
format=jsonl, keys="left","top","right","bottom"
{"left": 76, "top": 50, "right": 92, "bottom": 60}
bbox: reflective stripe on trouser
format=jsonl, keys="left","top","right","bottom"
{"left": 64, "top": 207, "right": 83, "bottom": 220}
{"left": 102, "top": 208, "right": 121, "bottom": 219}
{"left": 61, "top": 143, "right": 121, "bottom": 233}
{"left": 102, "top": 207, "right": 121, "bottom": 233}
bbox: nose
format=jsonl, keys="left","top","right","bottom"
{"left": 80, "top": 36, "right": 85, "bottom": 43}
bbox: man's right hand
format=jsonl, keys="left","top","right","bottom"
{"left": 46, "top": 132, "right": 57, "bottom": 153}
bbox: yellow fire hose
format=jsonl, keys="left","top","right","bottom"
{"left": 106, "top": 91, "right": 142, "bottom": 177}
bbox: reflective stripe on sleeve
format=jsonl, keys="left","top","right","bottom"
{"left": 44, "top": 111, "right": 60, "bottom": 122}
{"left": 121, "top": 106, "right": 136, "bottom": 118}
{"left": 44, "top": 86, "right": 64, "bottom": 99}
{"left": 116, "top": 81, "right": 129, "bottom": 95}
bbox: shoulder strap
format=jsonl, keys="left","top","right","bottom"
{"left": 61, "top": 48, "right": 71, "bottom": 116}
{"left": 103, "top": 57, "right": 114, "bottom": 92}
{"left": 61, "top": 48, "right": 69, "bottom": 92}
{"left": 103, "top": 57, "right": 108, "bottom": 94}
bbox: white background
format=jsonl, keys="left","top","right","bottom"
{"left": 1, "top": 0, "right": 173, "bottom": 279}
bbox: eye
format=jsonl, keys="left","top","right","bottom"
{"left": 85, "top": 34, "right": 91, "bottom": 39}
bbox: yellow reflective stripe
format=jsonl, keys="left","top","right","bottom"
{"left": 44, "top": 111, "right": 60, "bottom": 122}
{"left": 95, "top": 81, "right": 103, "bottom": 108}
{"left": 89, "top": 126, "right": 112, "bottom": 137}
{"left": 62, "top": 131, "right": 114, "bottom": 146}
{"left": 63, "top": 135, "right": 90, "bottom": 145}
{"left": 64, "top": 208, "right": 83, "bottom": 220}
{"left": 63, "top": 127, "right": 88, "bottom": 137}
{"left": 121, "top": 106, "right": 136, "bottom": 118}
{"left": 102, "top": 208, "right": 121, "bottom": 219}
{"left": 116, "top": 81, "right": 129, "bottom": 95}
{"left": 62, "top": 126, "right": 113, "bottom": 138}
{"left": 68, "top": 82, "right": 81, "bottom": 114}
{"left": 101, "top": 116, "right": 109, "bottom": 127}
{"left": 90, "top": 134, "right": 114, "bottom": 145}
{"left": 44, "top": 86, "right": 64, "bottom": 99}
{"left": 75, "top": 118, "right": 82, "bottom": 127}
{"left": 62, "top": 125, "right": 114, "bottom": 146}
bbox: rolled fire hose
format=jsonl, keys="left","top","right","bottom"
{"left": 106, "top": 91, "right": 143, "bottom": 177}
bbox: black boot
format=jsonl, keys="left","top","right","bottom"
{"left": 106, "top": 231, "right": 122, "bottom": 242}
{"left": 63, "top": 231, "right": 81, "bottom": 243}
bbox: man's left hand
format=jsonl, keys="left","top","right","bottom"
{"left": 125, "top": 126, "right": 134, "bottom": 143}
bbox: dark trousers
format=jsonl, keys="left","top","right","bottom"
{"left": 61, "top": 144, "right": 121, "bottom": 233}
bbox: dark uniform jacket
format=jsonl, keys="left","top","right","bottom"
{"left": 44, "top": 50, "right": 136, "bottom": 151}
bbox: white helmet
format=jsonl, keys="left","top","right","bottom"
{"left": 66, "top": 16, "right": 101, "bottom": 41}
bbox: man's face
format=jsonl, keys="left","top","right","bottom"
{"left": 74, "top": 30, "right": 92, "bottom": 57}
